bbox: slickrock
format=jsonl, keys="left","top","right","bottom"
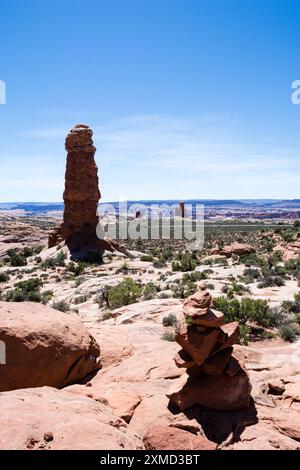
{"left": 0, "top": 387, "right": 142, "bottom": 450}
{"left": 167, "top": 289, "right": 252, "bottom": 411}
{"left": 143, "top": 425, "right": 216, "bottom": 450}
{"left": 48, "top": 124, "right": 126, "bottom": 257}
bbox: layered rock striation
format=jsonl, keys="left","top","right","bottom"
{"left": 167, "top": 289, "right": 252, "bottom": 411}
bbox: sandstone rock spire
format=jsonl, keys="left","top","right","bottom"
{"left": 48, "top": 124, "right": 125, "bottom": 256}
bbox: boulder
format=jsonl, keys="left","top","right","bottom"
{"left": 0, "top": 302, "right": 100, "bottom": 392}
{"left": 143, "top": 425, "right": 216, "bottom": 450}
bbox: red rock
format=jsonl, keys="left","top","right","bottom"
{"left": 0, "top": 387, "right": 141, "bottom": 449}
{"left": 167, "top": 366, "right": 252, "bottom": 411}
{"left": 48, "top": 124, "right": 127, "bottom": 256}
{"left": 0, "top": 302, "right": 100, "bottom": 392}
{"left": 183, "top": 291, "right": 225, "bottom": 327}
{"left": 175, "top": 323, "right": 220, "bottom": 366}
{"left": 183, "top": 290, "right": 212, "bottom": 315}
{"left": 174, "top": 349, "right": 195, "bottom": 368}
{"left": 212, "top": 321, "right": 239, "bottom": 354}
{"left": 202, "top": 347, "right": 233, "bottom": 376}
{"left": 143, "top": 425, "right": 216, "bottom": 450}
{"left": 213, "top": 243, "right": 256, "bottom": 258}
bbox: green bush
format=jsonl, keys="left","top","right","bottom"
{"left": 140, "top": 255, "right": 154, "bottom": 262}
{"left": 4, "top": 277, "right": 44, "bottom": 303}
{"left": 66, "top": 262, "right": 85, "bottom": 276}
{"left": 239, "top": 253, "right": 266, "bottom": 268}
{"left": 14, "top": 277, "right": 43, "bottom": 292}
{"left": 52, "top": 300, "right": 70, "bottom": 312}
{"left": 162, "top": 314, "right": 178, "bottom": 327}
{"left": 172, "top": 252, "right": 197, "bottom": 272}
{"left": 143, "top": 282, "right": 160, "bottom": 300}
{"left": 108, "top": 277, "right": 142, "bottom": 309}
{"left": 40, "top": 251, "right": 66, "bottom": 269}
{"left": 6, "top": 249, "right": 27, "bottom": 266}
{"left": 212, "top": 296, "right": 269, "bottom": 326}
{"left": 0, "top": 272, "right": 10, "bottom": 283}
{"left": 161, "top": 331, "right": 176, "bottom": 341}
{"left": 279, "top": 324, "right": 298, "bottom": 342}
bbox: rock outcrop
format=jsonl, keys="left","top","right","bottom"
{"left": 167, "top": 289, "right": 252, "bottom": 410}
{"left": 212, "top": 243, "right": 256, "bottom": 258}
{"left": 0, "top": 302, "right": 100, "bottom": 392}
{"left": 48, "top": 124, "right": 126, "bottom": 256}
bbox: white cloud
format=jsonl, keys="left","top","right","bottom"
{"left": 8, "top": 114, "right": 300, "bottom": 201}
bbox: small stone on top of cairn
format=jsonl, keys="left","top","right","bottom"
{"left": 167, "top": 289, "right": 252, "bottom": 411}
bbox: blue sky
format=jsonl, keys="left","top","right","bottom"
{"left": 0, "top": 0, "right": 300, "bottom": 202}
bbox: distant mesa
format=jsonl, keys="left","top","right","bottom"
{"left": 48, "top": 124, "right": 127, "bottom": 259}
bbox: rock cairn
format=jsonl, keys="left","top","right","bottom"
{"left": 48, "top": 124, "right": 125, "bottom": 255}
{"left": 167, "top": 289, "right": 252, "bottom": 411}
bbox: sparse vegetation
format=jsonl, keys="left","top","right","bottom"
{"left": 108, "top": 277, "right": 142, "bottom": 309}
{"left": 52, "top": 300, "right": 70, "bottom": 312}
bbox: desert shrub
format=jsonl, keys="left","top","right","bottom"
{"left": 6, "top": 249, "right": 27, "bottom": 267}
{"left": 212, "top": 296, "right": 269, "bottom": 326}
{"left": 239, "top": 324, "right": 250, "bottom": 346}
{"left": 108, "top": 277, "right": 142, "bottom": 309}
{"left": 182, "top": 271, "right": 207, "bottom": 283}
{"left": 162, "top": 313, "right": 178, "bottom": 327}
{"left": 279, "top": 324, "right": 298, "bottom": 342}
{"left": 0, "top": 272, "right": 10, "bottom": 283}
{"left": 172, "top": 253, "right": 197, "bottom": 272}
{"left": 143, "top": 282, "right": 160, "bottom": 300}
{"left": 41, "top": 290, "right": 54, "bottom": 304}
{"left": 242, "top": 268, "right": 261, "bottom": 282}
{"left": 201, "top": 257, "right": 228, "bottom": 266}
{"left": 74, "top": 294, "right": 88, "bottom": 304}
{"left": 40, "top": 251, "right": 66, "bottom": 269}
{"left": 267, "top": 307, "right": 289, "bottom": 327}
{"left": 5, "top": 277, "right": 44, "bottom": 302}
{"left": 239, "top": 253, "right": 266, "bottom": 268}
{"left": 285, "top": 258, "right": 300, "bottom": 278}
{"left": 223, "top": 281, "right": 247, "bottom": 298}
{"left": 14, "top": 277, "right": 43, "bottom": 292}
{"left": 140, "top": 255, "right": 154, "bottom": 262}
{"left": 66, "top": 262, "right": 85, "bottom": 276}
{"left": 52, "top": 300, "right": 70, "bottom": 312}
{"left": 171, "top": 280, "right": 197, "bottom": 299}
{"left": 281, "top": 230, "right": 295, "bottom": 243}
{"left": 5, "top": 289, "right": 27, "bottom": 302}
{"left": 161, "top": 330, "right": 176, "bottom": 341}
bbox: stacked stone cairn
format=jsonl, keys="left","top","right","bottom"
{"left": 167, "top": 288, "right": 252, "bottom": 411}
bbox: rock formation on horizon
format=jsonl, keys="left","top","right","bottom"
{"left": 167, "top": 288, "right": 252, "bottom": 411}
{"left": 48, "top": 124, "right": 125, "bottom": 256}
